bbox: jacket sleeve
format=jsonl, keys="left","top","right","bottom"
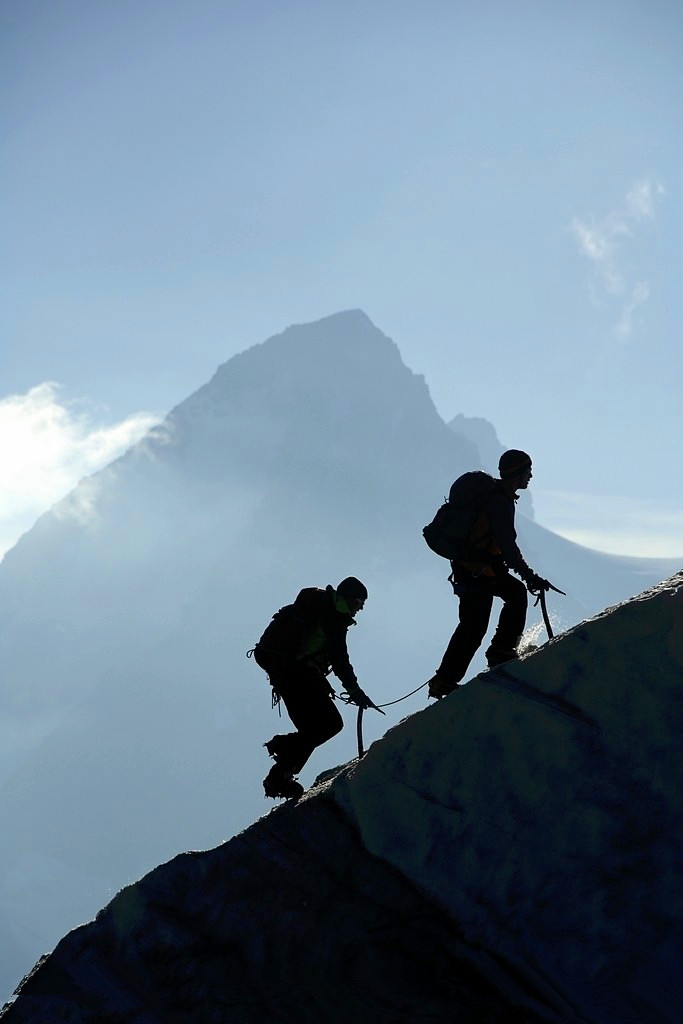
{"left": 486, "top": 492, "right": 535, "bottom": 582}
{"left": 326, "top": 620, "right": 358, "bottom": 689}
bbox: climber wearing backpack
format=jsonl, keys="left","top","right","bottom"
{"left": 252, "top": 576, "right": 377, "bottom": 799}
{"left": 425, "top": 450, "right": 550, "bottom": 700}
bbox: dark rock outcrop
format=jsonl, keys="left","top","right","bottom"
{"left": 4, "top": 573, "right": 683, "bottom": 1023}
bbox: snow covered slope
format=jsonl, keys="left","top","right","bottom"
{"left": 4, "top": 572, "right": 682, "bottom": 1023}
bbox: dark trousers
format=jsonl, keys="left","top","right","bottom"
{"left": 268, "top": 663, "right": 344, "bottom": 774}
{"left": 437, "top": 571, "right": 527, "bottom": 685}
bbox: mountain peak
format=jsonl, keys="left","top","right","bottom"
{"left": 209, "top": 308, "right": 403, "bottom": 392}
{"left": 160, "top": 309, "right": 475, "bottom": 499}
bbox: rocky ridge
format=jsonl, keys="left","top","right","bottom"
{"left": 4, "top": 572, "right": 682, "bottom": 1023}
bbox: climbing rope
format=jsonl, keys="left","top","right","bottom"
{"left": 341, "top": 679, "right": 430, "bottom": 758}
{"left": 254, "top": 583, "right": 567, "bottom": 760}
{"left": 351, "top": 583, "right": 566, "bottom": 757}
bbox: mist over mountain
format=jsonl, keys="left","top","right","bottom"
{"left": 0, "top": 310, "right": 677, "bottom": 1001}
{"left": 4, "top": 573, "right": 683, "bottom": 1023}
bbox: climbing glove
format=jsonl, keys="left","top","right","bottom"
{"left": 344, "top": 685, "right": 375, "bottom": 710}
{"left": 526, "top": 572, "right": 550, "bottom": 595}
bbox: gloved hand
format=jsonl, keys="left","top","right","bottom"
{"left": 344, "top": 685, "right": 375, "bottom": 710}
{"left": 526, "top": 572, "right": 550, "bottom": 594}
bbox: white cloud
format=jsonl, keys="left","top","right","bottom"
{"left": 571, "top": 217, "right": 626, "bottom": 295}
{"left": 570, "top": 178, "right": 664, "bottom": 336}
{"left": 0, "top": 383, "right": 160, "bottom": 559}
{"left": 533, "top": 488, "right": 683, "bottom": 559}
{"left": 626, "top": 179, "right": 666, "bottom": 220}
{"left": 615, "top": 280, "right": 651, "bottom": 339}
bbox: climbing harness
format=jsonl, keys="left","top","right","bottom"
{"left": 247, "top": 647, "right": 283, "bottom": 713}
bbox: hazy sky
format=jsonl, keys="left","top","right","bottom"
{"left": 2, "top": 0, "right": 681, "bottom": 558}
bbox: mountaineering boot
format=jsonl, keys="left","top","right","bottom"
{"left": 485, "top": 643, "right": 519, "bottom": 669}
{"left": 264, "top": 733, "right": 301, "bottom": 770}
{"left": 264, "top": 735, "right": 289, "bottom": 760}
{"left": 263, "top": 763, "right": 304, "bottom": 801}
{"left": 427, "top": 674, "right": 459, "bottom": 700}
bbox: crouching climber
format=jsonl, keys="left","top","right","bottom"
{"left": 252, "top": 576, "right": 377, "bottom": 800}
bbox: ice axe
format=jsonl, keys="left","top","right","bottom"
{"left": 339, "top": 689, "right": 385, "bottom": 758}
{"left": 356, "top": 700, "right": 385, "bottom": 759}
{"left": 534, "top": 580, "right": 565, "bottom": 640}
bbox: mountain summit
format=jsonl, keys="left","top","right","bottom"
{"left": 4, "top": 572, "right": 683, "bottom": 1023}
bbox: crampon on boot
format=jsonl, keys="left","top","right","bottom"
{"left": 263, "top": 763, "right": 304, "bottom": 801}
{"left": 485, "top": 644, "right": 520, "bottom": 669}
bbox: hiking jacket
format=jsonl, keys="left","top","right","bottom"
{"left": 255, "top": 585, "right": 358, "bottom": 688}
{"left": 458, "top": 480, "right": 535, "bottom": 582}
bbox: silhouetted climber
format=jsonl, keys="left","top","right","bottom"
{"left": 252, "top": 577, "right": 377, "bottom": 799}
{"left": 425, "top": 450, "right": 550, "bottom": 699}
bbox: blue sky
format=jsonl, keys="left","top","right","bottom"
{"left": 2, "top": 0, "right": 681, "bottom": 558}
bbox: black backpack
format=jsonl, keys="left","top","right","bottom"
{"left": 423, "top": 471, "right": 496, "bottom": 560}
{"left": 252, "top": 603, "right": 307, "bottom": 672}
{"left": 252, "top": 587, "right": 326, "bottom": 672}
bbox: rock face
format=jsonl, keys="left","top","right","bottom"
{"left": 4, "top": 573, "right": 683, "bottom": 1024}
